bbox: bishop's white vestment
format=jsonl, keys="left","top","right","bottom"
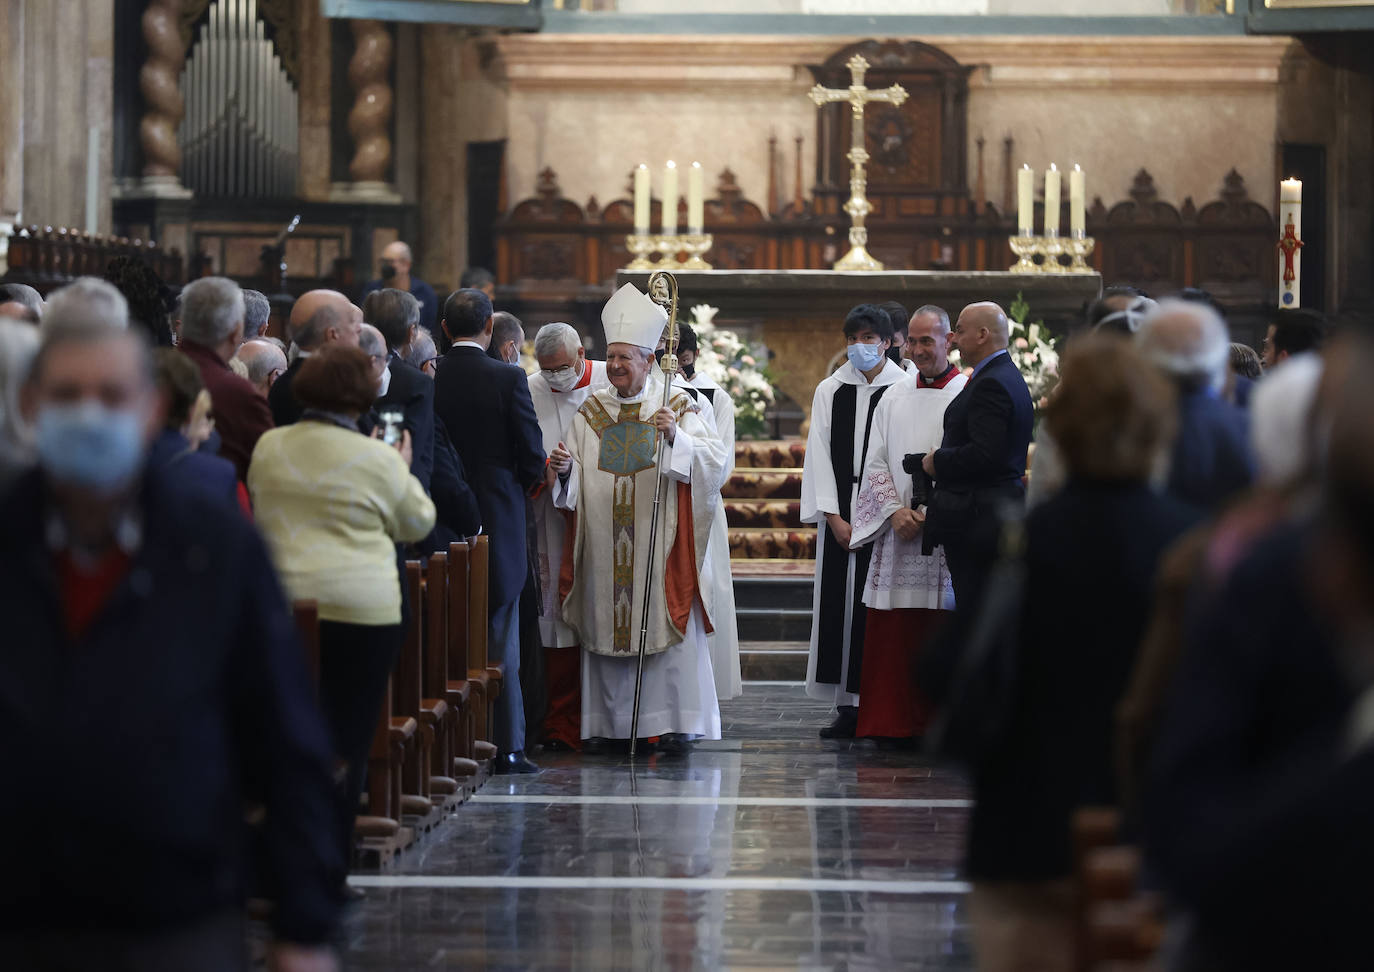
{"left": 689, "top": 370, "right": 742, "bottom": 701}
{"left": 556, "top": 374, "right": 727, "bottom": 740}
{"left": 527, "top": 360, "right": 610, "bottom": 646}
{"left": 800, "top": 358, "right": 912, "bottom": 707}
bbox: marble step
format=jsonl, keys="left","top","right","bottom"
{"left": 739, "top": 641, "right": 809, "bottom": 682}
{"left": 733, "top": 575, "right": 815, "bottom": 642}
{"left": 729, "top": 527, "right": 817, "bottom": 561}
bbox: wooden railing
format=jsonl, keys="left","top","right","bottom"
{"left": 3, "top": 225, "right": 185, "bottom": 293}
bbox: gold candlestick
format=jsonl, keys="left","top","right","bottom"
{"left": 1065, "top": 235, "right": 1095, "bottom": 274}
{"left": 679, "top": 233, "right": 713, "bottom": 270}
{"left": 1041, "top": 236, "right": 1067, "bottom": 274}
{"left": 625, "top": 234, "right": 656, "bottom": 270}
{"left": 654, "top": 235, "right": 684, "bottom": 270}
{"left": 1009, "top": 235, "right": 1039, "bottom": 273}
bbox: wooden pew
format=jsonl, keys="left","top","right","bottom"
{"left": 1071, "top": 807, "right": 1166, "bottom": 971}
{"left": 393, "top": 561, "right": 447, "bottom": 831}
{"left": 427, "top": 552, "right": 479, "bottom": 790}
{"left": 464, "top": 536, "right": 504, "bottom": 751}
{"left": 450, "top": 541, "right": 497, "bottom": 765}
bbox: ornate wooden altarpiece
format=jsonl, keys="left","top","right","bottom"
{"left": 493, "top": 40, "right": 1279, "bottom": 345}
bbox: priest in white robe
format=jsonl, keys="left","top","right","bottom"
{"left": 553, "top": 283, "right": 726, "bottom": 755}
{"left": 527, "top": 322, "right": 610, "bottom": 750}
{"left": 676, "top": 322, "right": 742, "bottom": 701}
{"left": 801, "top": 304, "right": 911, "bottom": 739}
{"left": 849, "top": 305, "right": 966, "bottom": 743}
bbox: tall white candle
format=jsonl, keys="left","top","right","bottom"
{"left": 633, "top": 163, "right": 650, "bottom": 234}
{"left": 85, "top": 125, "right": 99, "bottom": 235}
{"left": 1069, "top": 164, "right": 1086, "bottom": 237}
{"left": 687, "top": 161, "right": 704, "bottom": 235}
{"left": 1016, "top": 164, "right": 1033, "bottom": 236}
{"left": 661, "top": 160, "right": 678, "bottom": 236}
{"left": 1278, "top": 177, "right": 1303, "bottom": 308}
{"left": 1043, "top": 163, "right": 1061, "bottom": 238}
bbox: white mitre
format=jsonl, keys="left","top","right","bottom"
{"left": 602, "top": 282, "right": 667, "bottom": 351}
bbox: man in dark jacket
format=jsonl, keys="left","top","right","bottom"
{"left": 269, "top": 290, "right": 361, "bottom": 428}
{"left": 434, "top": 288, "right": 547, "bottom": 774}
{"left": 922, "top": 301, "right": 1034, "bottom": 605}
{"left": 1137, "top": 299, "right": 1255, "bottom": 513}
{"left": 363, "top": 288, "right": 435, "bottom": 491}
{"left": 1, "top": 323, "right": 342, "bottom": 971}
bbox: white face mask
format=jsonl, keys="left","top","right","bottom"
{"left": 376, "top": 363, "right": 392, "bottom": 398}
{"left": 542, "top": 360, "right": 583, "bottom": 393}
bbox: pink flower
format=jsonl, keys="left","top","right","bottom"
{"left": 742, "top": 355, "right": 756, "bottom": 366}
{"left": 1015, "top": 337, "right": 1029, "bottom": 350}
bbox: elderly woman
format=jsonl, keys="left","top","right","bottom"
{"left": 248, "top": 344, "right": 435, "bottom": 868}
{"left": 148, "top": 348, "right": 241, "bottom": 510}
{"left": 964, "top": 337, "right": 1201, "bottom": 972}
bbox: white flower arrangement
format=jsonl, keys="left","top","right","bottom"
{"left": 688, "top": 303, "right": 776, "bottom": 440}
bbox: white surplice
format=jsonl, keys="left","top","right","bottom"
{"left": 800, "top": 358, "right": 912, "bottom": 706}
{"left": 555, "top": 373, "right": 727, "bottom": 739}
{"left": 689, "top": 370, "right": 742, "bottom": 701}
{"left": 527, "top": 360, "right": 610, "bottom": 646}
{"left": 849, "top": 373, "right": 967, "bottom": 610}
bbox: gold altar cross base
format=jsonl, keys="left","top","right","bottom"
{"left": 809, "top": 55, "right": 908, "bottom": 272}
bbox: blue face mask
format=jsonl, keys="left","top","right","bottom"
{"left": 35, "top": 401, "right": 146, "bottom": 491}
{"left": 846, "top": 341, "right": 886, "bottom": 373}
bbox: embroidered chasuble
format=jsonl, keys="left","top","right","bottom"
{"left": 801, "top": 359, "right": 911, "bottom": 705}
{"left": 556, "top": 375, "right": 726, "bottom": 659}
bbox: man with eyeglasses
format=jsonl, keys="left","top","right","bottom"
{"left": 527, "top": 322, "right": 609, "bottom": 751}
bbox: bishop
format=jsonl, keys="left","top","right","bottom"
{"left": 553, "top": 283, "right": 727, "bottom": 755}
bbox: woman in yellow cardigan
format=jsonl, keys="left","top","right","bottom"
{"left": 248, "top": 344, "right": 435, "bottom": 874}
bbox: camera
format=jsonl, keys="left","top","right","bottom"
{"left": 902, "top": 452, "right": 932, "bottom": 507}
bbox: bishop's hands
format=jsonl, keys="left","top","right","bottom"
{"left": 653, "top": 407, "right": 677, "bottom": 445}
{"left": 890, "top": 506, "right": 925, "bottom": 542}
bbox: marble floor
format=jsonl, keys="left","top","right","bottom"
{"left": 341, "top": 684, "right": 975, "bottom": 970}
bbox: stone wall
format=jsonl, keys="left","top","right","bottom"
{"left": 483, "top": 34, "right": 1292, "bottom": 221}
{"left": 0, "top": 0, "right": 114, "bottom": 261}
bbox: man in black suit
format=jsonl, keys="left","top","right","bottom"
{"left": 269, "top": 290, "right": 361, "bottom": 427}
{"left": 434, "top": 288, "right": 546, "bottom": 774}
{"left": 922, "top": 301, "right": 1034, "bottom": 605}
{"left": 363, "top": 288, "right": 435, "bottom": 491}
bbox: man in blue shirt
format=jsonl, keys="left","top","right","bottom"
{"left": 361, "top": 241, "right": 437, "bottom": 332}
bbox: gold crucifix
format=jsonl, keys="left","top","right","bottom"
{"left": 809, "top": 55, "right": 908, "bottom": 272}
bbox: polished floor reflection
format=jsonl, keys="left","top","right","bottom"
{"left": 342, "top": 684, "right": 975, "bottom": 970}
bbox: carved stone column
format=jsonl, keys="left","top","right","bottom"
{"left": 137, "top": 0, "right": 191, "bottom": 198}
{"left": 331, "top": 20, "right": 399, "bottom": 202}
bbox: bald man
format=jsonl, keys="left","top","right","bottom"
{"left": 269, "top": 289, "right": 362, "bottom": 427}
{"left": 920, "top": 301, "right": 1034, "bottom": 605}
{"left": 233, "top": 338, "right": 288, "bottom": 398}
{"left": 361, "top": 241, "right": 438, "bottom": 332}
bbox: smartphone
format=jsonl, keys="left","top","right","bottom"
{"left": 380, "top": 409, "right": 404, "bottom": 447}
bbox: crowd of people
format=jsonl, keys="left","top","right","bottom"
{"left": 798, "top": 285, "right": 1367, "bottom": 969}
{"left": 0, "top": 249, "right": 749, "bottom": 967}
{"left": 0, "top": 248, "right": 1368, "bottom": 969}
